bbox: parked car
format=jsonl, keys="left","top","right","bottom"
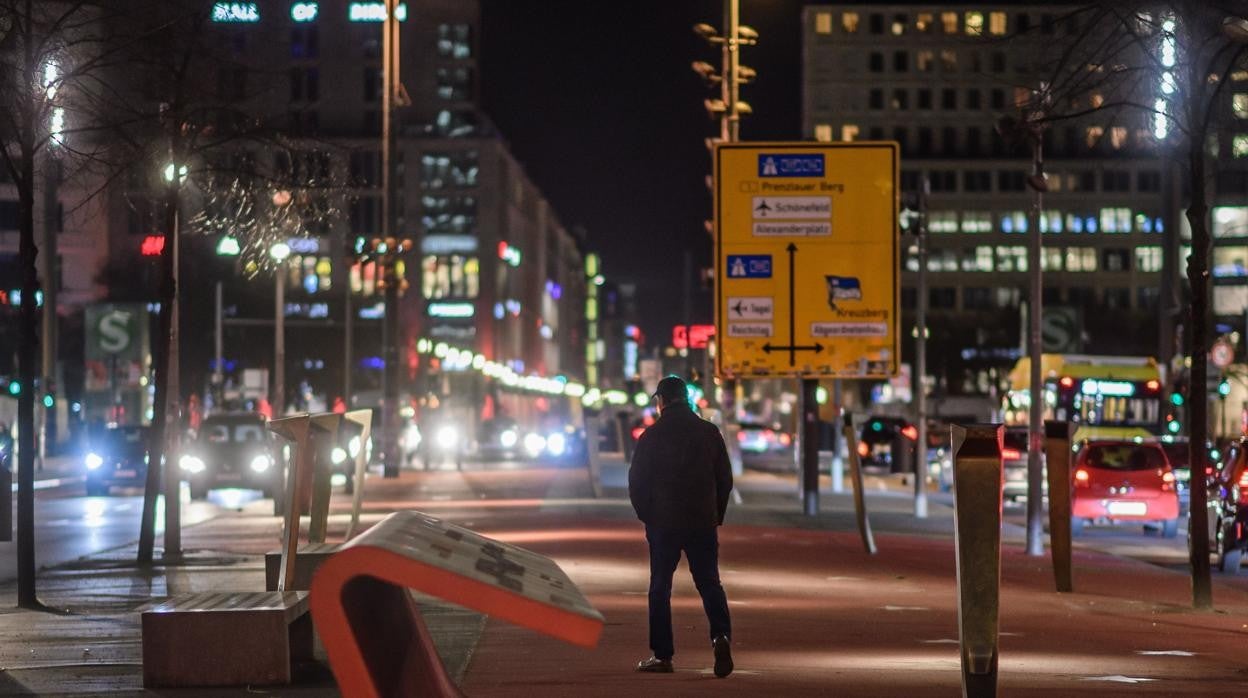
{"left": 1001, "top": 426, "right": 1051, "bottom": 503}
{"left": 1203, "top": 437, "right": 1248, "bottom": 574}
{"left": 1071, "top": 440, "right": 1180, "bottom": 537}
{"left": 858, "top": 416, "right": 916, "bottom": 473}
{"left": 84, "top": 425, "right": 150, "bottom": 496}
{"left": 179, "top": 412, "right": 277, "bottom": 499}
{"left": 1159, "top": 437, "right": 1217, "bottom": 514}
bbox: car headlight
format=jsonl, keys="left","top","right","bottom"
{"left": 436, "top": 425, "right": 458, "bottom": 450}
{"left": 85, "top": 452, "right": 104, "bottom": 470}
{"left": 179, "top": 455, "right": 205, "bottom": 474}
{"left": 499, "top": 428, "right": 518, "bottom": 448}
{"left": 249, "top": 454, "right": 272, "bottom": 473}
{"left": 523, "top": 433, "right": 546, "bottom": 458}
{"left": 331, "top": 447, "right": 347, "bottom": 465}
{"left": 547, "top": 432, "right": 567, "bottom": 456}
{"left": 403, "top": 424, "right": 421, "bottom": 450}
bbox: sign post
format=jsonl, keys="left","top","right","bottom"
{"left": 715, "top": 142, "right": 899, "bottom": 517}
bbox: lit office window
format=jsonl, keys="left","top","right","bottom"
{"left": 1235, "top": 93, "right": 1248, "bottom": 118}
{"left": 960, "top": 211, "right": 992, "bottom": 233}
{"left": 941, "top": 12, "right": 958, "bottom": 34}
{"left": 891, "top": 14, "right": 906, "bottom": 35}
{"left": 1110, "top": 127, "right": 1128, "bottom": 149}
{"left": 815, "top": 12, "right": 832, "bottom": 34}
{"left": 1213, "top": 285, "right": 1248, "bottom": 315}
{"left": 940, "top": 50, "right": 957, "bottom": 72}
{"left": 916, "top": 13, "right": 933, "bottom": 32}
{"left": 421, "top": 255, "right": 479, "bottom": 299}
{"left": 1135, "top": 246, "right": 1163, "bottom": 272}
{"left": 989, "top": 12, "right": 1007, "bottom": 35}
{"left": 1065, "top": 247, "right": 1098, "bottom": 271}
{"left": 1099, "top": 207, "right": 1131, "bottom": 233}
{"left": 917, "top": 50, "right": 934, "bottom": 72}
{"left": 975, "top": 246, "right": 994, "bottom": 271}
{"left": 965, "top": 12, "right": 984, "bottom": 35}
{"left": 421, "top": 195, "right": 477, "bottom": 234}
{"left": 841, "top": 124, "right": 859, "bottom": 141}
{"left": 841, "top": 12, "right": 859, "bottom": 33}
{"left": 814, "top": 124, "right": 832, "bottom": 142}
{"left": 437, "top": 24, "right": 471, "bottom": 59}
{"left": 995, "top": 246, "right": 1027, "bottom": 271}
{"left": 1214, "top": 247, "right": 1248, "bottom": 277}
{"left": 1086, "top": 126, "right": 1105, "bottom": 149}
{"left": 1041, "top": 248, "right": 1063, "bottom": 271}
{"left": 436, "top": 67, "right": 473, "bottom": 101}
{"left": 929, "top": 249, "right": 958, "bottom": 272}
{"left": 1000, "top": 211, "right": 1028, "bottom": 234}
{"left": 421, "top": 151, "right": 479, "bottom": 189}
{"left": 929, "top": 211, "right": 958, "bottom": 233}
{"left": 1235, "top": 135, "right": 1248, "bottom": 157}
{"left": 1040, "top": 210, "right": 1062, "bottom": 233}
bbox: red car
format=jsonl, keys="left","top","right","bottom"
{"left": 1071, "top": 441, "right": 1180, "bottom": 537}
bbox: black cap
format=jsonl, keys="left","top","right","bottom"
{"left": 653, "top": 375, "right": 688, "bottom": 405}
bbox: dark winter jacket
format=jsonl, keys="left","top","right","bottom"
{"left": 628, "top": 402, "right": 733, "bottom": 529}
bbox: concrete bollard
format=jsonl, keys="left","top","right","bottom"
{"left": 952, "top": 423, "right": 1003, "bottom": 698}
{"left": 307, "top": 413, "right": 342, "bottom": 544}
{"left": 1044, "top": 420, "right": 1074, "bottom": 593}
{"left": 268, "top": 414, "right": 313, "bottom": 592}
{"left": 841, "top": 415, "right": 877, "bottom": 555}
{"left": 343, "top": 409, "right": 373, "bottom": 540}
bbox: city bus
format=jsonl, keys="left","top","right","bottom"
{"left": 1003, "top": 355, "right": 1165, "bottom": 442}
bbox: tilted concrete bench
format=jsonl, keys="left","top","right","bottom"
{"left": 311, "top": 510, "right": 604, "bottom": 698}
{"left": 141, "top": 591, "right": 312, "bottom": 687}
{"left": 265, "top": 542, "right": 341, "bottom": 591}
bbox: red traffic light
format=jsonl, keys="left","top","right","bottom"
{"left": 140, "top": 235, "right": 166, "bottom": 256}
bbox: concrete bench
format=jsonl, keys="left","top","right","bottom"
{"left": 265, "top": 542, "right": 341, "bottom": 591}
{"left": 311, "top": 510, "right": 604, "bottom": 697}
{"left": 141, "top": 591, "right": 312, "bottom": 688}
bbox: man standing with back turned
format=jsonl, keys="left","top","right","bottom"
{"left": 629, "top": 375, "right": 734, "bottom": 678}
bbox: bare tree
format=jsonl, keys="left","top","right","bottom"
{"left": 1015, "top": 1, "right": 1248, "bottom": 609}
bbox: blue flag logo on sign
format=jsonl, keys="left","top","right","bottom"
{"left": 825, "top": 275, "right": 862, "bottom": 309}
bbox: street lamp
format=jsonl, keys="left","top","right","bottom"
{"left": 270, "top": 241, "right": 291, "bottom": 417}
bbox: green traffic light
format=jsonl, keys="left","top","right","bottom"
{"left": 1218, "top": 380, "right": 1231, "bottom": 397}
{"left": 42, "top": 394, "right": 53, "bottom": 408}
{"left": 6, "top": 381, "right": 19, "bottom": 396}
{"left": 1167, "top": 420, "right": 1181, "bottom": 434}
{"left": 1170, "top": 392, "right": 1184, "bottom": 406}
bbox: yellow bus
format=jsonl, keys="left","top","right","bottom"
{"left": 1003, "top": 355, "right": 1165, "bottom": 442}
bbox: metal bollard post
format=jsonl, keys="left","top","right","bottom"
{"left": 951, "top": 423, "right": 1003, "bottom": 698}
{"left": 841, "top": 414, "right": 877, "bottom": 554}
{"left": 1044, "top": 420, "right": 1074, "bottom": 593}
{"left": 343, "top": 409, "right": 373, "bottom": 540}
{"left": 268, "top": 414, "right": 312, "bottom": 592}
{"left": 0, "top": 459, "right": 10, "bottom": 541}
{"left": 308, "top": 413, "right": 342, "bottom": 544}
{"left": 585, "top": 414, "right": 603, "bottom": 499}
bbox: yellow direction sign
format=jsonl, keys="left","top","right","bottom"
{"left": 714, "top": 142, "right": 899, "bottom": 379}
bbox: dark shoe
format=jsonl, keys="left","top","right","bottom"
{"left": 712, "top": 635, "right": 733, "bottom": 678}
{"left": 636, "top": 656, "right": 674, "bottom": 673}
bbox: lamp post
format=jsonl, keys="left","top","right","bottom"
{"left": 270, "top": 240, "right": 291, "bottom": 417}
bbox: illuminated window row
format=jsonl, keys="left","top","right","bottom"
{"left": 817, "top": 11, "right": 1020, "bottom": 37}
{"left": 906, "top": 245, "right": 1167, "bottom": 274}
{"left": 923, "top": 209, "right": 1163, "bottom": 235}
{"left": 421, "top": 255, "right": 479, "bottom": 300}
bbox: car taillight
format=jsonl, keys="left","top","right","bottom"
{"left": 858, "top": 441, "right": 869, "bottom": 457}
{"left": 736, "top": 431, "right": 747, "bottom": 443}
{"left": 1238, "top": 470, "right": 1248, "bottom": 489}
{"left": 1001, "top": 448, "right": 1022, "bottom": 460}
{"left": 631, "top": 427, "right": 645, "bottom": 441}
{"left": 1161, "top": 469, "right": 1175, "bottom": 492}
{"left": 1074, "top": 468, "right": 1090, "bottom": 487}
{"left": 779, "top": 433, "right": 792, "bottom": 447}
{"left": 763, "top": 429, "right": 776, "bottom": 443}
{"left": 1238, "top": 470, "right": 1248, "bottom": 505}
{"left": 1059, "top": 376, "right": 1074, "bottom": 389}
{"left": 901, "top": 425, "right": 918, "bottom": 441}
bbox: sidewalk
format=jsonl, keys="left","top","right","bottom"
{"left": 3, "top": 463, "right": 1248, "bottom": 695}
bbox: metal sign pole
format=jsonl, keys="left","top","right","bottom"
{"left": 801, "top": 379, "right": 819, "bottom": 515}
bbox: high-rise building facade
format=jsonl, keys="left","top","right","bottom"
{"left": 802, "top": 5, "right": 1183, "bottom": 395}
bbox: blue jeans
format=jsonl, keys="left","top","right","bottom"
{"left": 646, "top": 526, "right": 731, "bottom": 660}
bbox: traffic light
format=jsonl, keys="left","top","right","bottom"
{"left": 1218, "top": 379, "right": 1232, "bottom": 397}
{"left": 42, "top": 393, "right": 53, "bottom": 408}
{"left": 6, "top": 381, "right": 19, "bottom": 396}
{"left": 1170, "top": 392, "right": 1184, "bottom": 407}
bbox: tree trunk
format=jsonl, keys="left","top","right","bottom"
{"left": 137, "top": 180, "right": 178, "bottom": 564}
{"left": 1185, "top": 134, "right": 1214, "bottom": 611}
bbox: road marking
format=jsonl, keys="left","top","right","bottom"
{"left": 1136, "top": 650, "right": 1195, "bottom": 657}
{"left": 1080, "top": 675, "right": 1157, "bottom": 684}
{"left": 920, "top": 639, "right": 959, "bottom": 644}
{"left": 12, "top": 476, "right": 85, "bottom": 492}
{"left": 882, "top": 605, "right": 928, "bottom": 612}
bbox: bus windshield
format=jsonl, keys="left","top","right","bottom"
{"left": 1004, "top": 354, "right": 1165, "bottom": 440}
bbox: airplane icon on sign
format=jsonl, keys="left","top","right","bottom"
{"left": 754, "top": 200, "right": 772, "bottom": 214}
{"left": 732, "top": 300, "right": 746, "bottom": 316}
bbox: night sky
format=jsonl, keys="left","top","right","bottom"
{"left": 480, "top": 1, "right": 806, "bottom": 347}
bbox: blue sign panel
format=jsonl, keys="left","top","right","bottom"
{"left": 726, "top": 255, "right": 772, "bottom": 279}
{"left": 758, "top": 153, "right": 825, "bottom": 178}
